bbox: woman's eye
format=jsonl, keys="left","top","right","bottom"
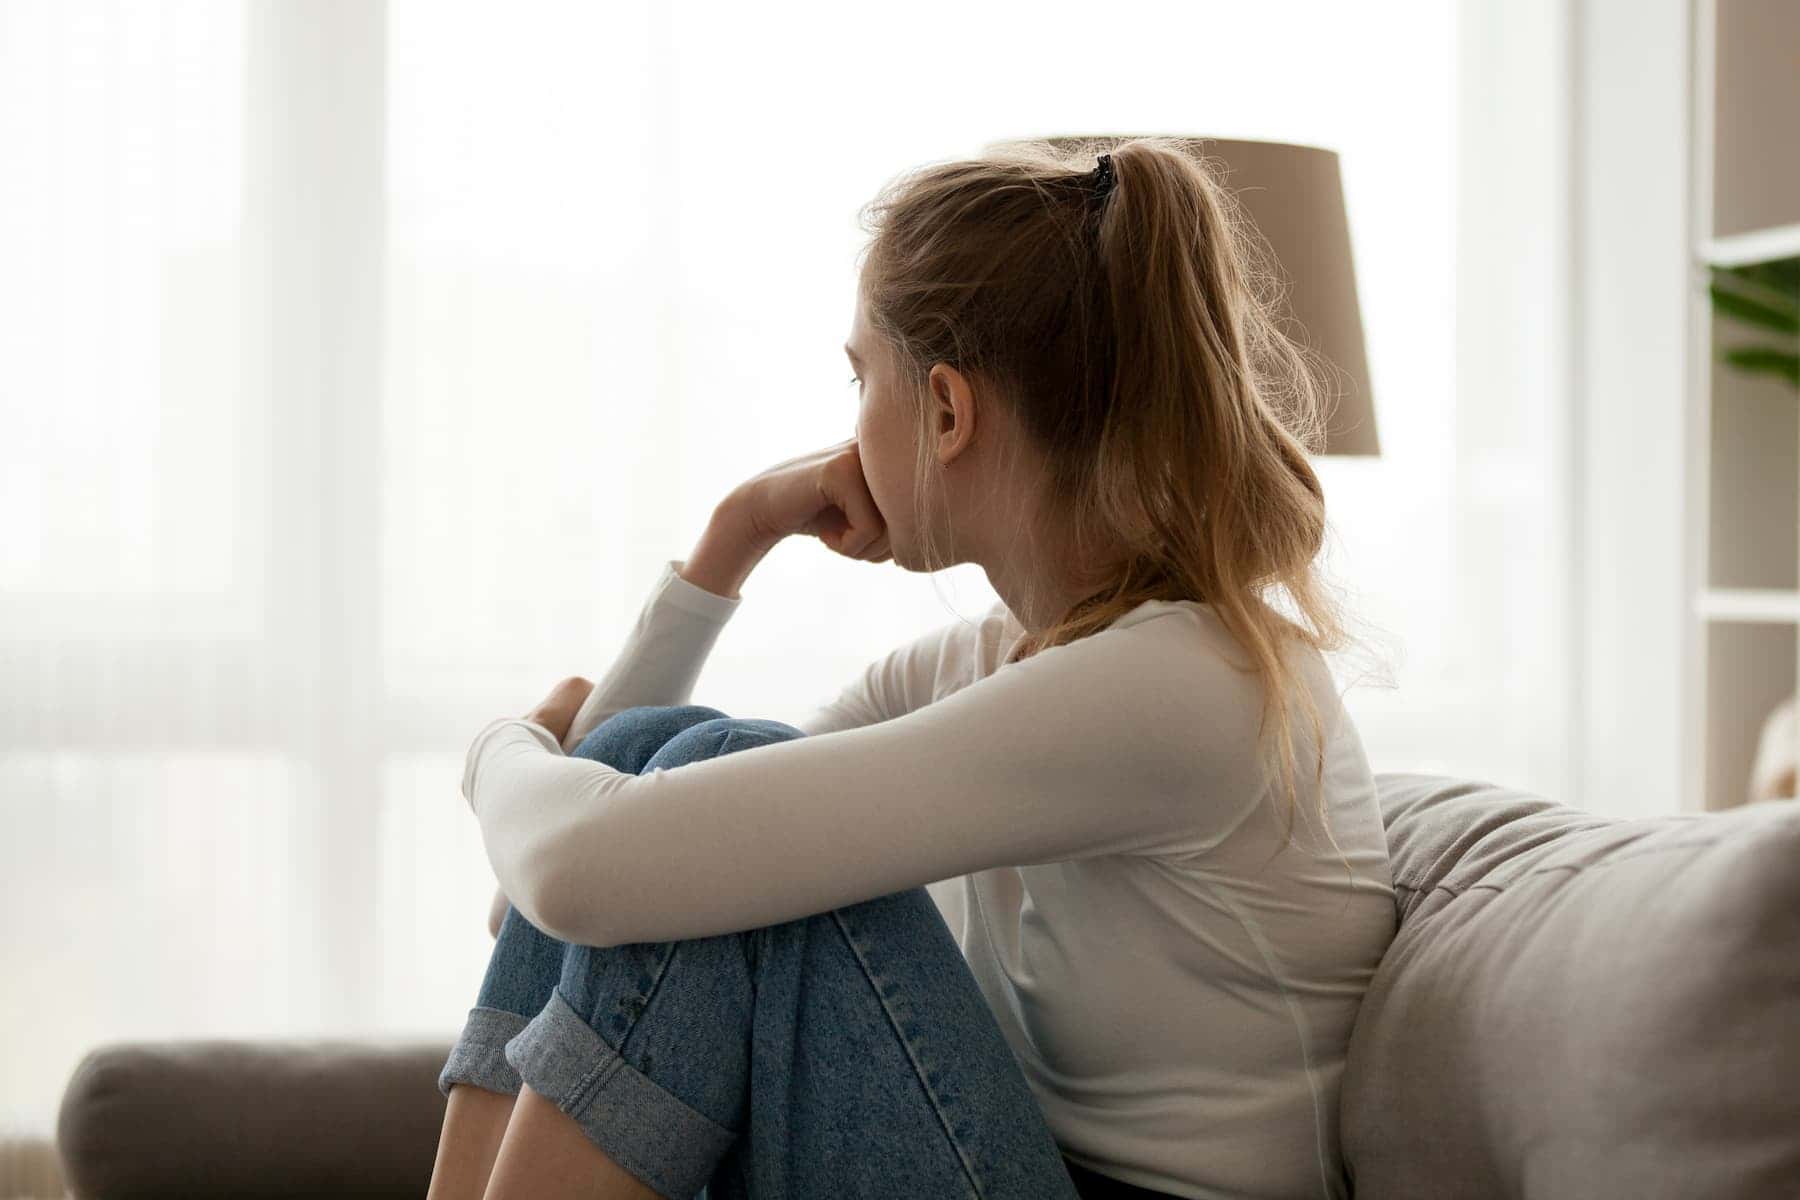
{"left": 848, "top": 374, "right": 862, "bottom": 388}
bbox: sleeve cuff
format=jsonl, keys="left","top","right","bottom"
{"left": 462, "top": 717, "right": 564, "bottom": 810}
{"left": 653, "top": 557, "right": 745, "bottom": 623}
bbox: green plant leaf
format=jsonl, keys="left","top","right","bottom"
{"left": 1711, "top": 282, "right": 1800, "bottom": 334}
{"left": 1721, "top": 345, "right": 1800, "bottom": 390}
{"left": 1735, "top": 258, "right": 1800, "bottom": 296}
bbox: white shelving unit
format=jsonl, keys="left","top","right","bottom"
{"left": 1687, "top": 0, "right": 1800, "bottom": 811}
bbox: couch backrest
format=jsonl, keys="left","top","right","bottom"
{"left": 1341, "top": 772, "right": 1800, "bottom": 1199}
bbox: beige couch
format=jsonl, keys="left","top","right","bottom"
{"left": 53, "top": 773, "right": 1800, "bottom": 1198}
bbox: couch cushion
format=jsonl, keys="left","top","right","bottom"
{"left": 1343, "top": 773, "right": 1800, "bottom": 1198}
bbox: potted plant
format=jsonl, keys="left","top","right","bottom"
{"left": 1710, "top": 257, "right": 1799, "bottom": 391}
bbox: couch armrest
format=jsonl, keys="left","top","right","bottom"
{"left": 56, "top": 1036, "right": 456, "bottom": 1199}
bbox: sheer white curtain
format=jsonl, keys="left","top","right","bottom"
{"left": 0, "top": 0, "right": 1572, "bottom": 1136}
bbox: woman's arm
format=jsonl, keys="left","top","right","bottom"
{"left": 484, "top": 502, "right": 767, "bottom": 938}
{"left": 557, "top": 500, "right": 772, "bottom": 754}
{"left": 465, "top": 613, "right": 1273, "bottom": 950}
{"left": 482, "top": 440, "right": 896, "bottom": 938}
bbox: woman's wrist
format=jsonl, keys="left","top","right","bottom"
{"left": 679, "top": 495, "right": 779, "bottom": 601}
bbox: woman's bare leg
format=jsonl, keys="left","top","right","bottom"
{"left": 425, "top": 1083, "right": 516, "bottom": 1200}
{"left": 481, "top": 1082, "right": 662, "bottom": 1200}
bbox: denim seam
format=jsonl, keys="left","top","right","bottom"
{"left": 564, "top": 1047, "right": 623, "bottom": 1116}
{"left": 831, "top": 906, "right": 986, "bottom": 1199}
{"left": 563, "top": 936, "right": 677, "bottom": 1114}
{"left": 613, "top": 943, "right": 680, "bottom": 1058}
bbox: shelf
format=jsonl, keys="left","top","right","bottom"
{"left": 1710, "top": 0, "right": 1800, "bottom": 240}
{"left": 1704, "top": 301, "right": 1798, "bottom": 593}
{"left": 1705, "top": 622, "right": 1796, "bottom": 809}
{"left": 1693, "top": 0, "right": 1800, "bottom": 813}
{"left": 1698, "top": 588, "right": 1800, "bottom": 622}
{"left": 1702, "top": 222, "right": 1800, "bottom": 267}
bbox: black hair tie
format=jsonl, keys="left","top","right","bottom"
{"left": 1091, "top": 153, "right": 1116, "bottom": 200}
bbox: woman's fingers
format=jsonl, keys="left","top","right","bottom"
{"left": 823, "top": 454, "right": 886, "bottom": 560}
{"left": 524, "top": 675, "right": 594, "bottom": 745}
{"left": 730, "top": 437, "right": 889, "bottom": 566}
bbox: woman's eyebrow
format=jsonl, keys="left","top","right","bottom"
{"left": 843, "top": 343, "right": 862, "bottom": 366}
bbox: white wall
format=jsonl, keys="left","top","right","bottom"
{"left": 1451, "top": 0, "right": 1579, "bottom": 803}
{"left": 1573, "top": 0, "right": 1695, "bottom": 817}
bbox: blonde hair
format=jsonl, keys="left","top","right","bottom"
{"left": 853, "top": 136, "right": 1389, "bottom": 875}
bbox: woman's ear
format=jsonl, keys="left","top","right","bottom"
{"left": 930, "top": 364, "right": 978, "bottom": 468}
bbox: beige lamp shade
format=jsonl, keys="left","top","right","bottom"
{"left": 983, "top": 134, "right": 1380, "bottom": 457}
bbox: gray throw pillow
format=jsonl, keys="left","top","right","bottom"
{"left": 1343, "top": 773, "right": 1800, "bottom": 1198}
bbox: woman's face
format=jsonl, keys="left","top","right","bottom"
{"left": 844, "top": 288, "right": 925, "bottom": 569}
{"left": 843, "top": 279, "right": 1094, "bottom": 624}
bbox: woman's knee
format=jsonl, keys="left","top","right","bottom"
{"left": 568, "top": 704, "right": 731, "bottom": 772}
{"left": 644, "top": 715, "right": 804, "bottom": 771}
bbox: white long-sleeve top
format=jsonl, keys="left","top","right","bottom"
{"left": 462, "top": 558, "right": 1397, "bottom": 1200}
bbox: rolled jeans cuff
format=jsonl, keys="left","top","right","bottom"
{"left": 437, "top": 1005, "right": 532, "bottom": 1098}
{"left": 504, "top": 988, "right": 738, "bottom": 1200}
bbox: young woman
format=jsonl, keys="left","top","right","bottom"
{"left": 427, "top": 137, "right": 1398, "bottom": 1200}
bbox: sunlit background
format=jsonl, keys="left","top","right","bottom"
{"left": 1, "top": 0, "right": 1640, "bottom": 1140}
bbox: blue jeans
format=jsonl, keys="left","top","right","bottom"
{"left": 436, "top": 703, "right": 1092, "bottom": 1200}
